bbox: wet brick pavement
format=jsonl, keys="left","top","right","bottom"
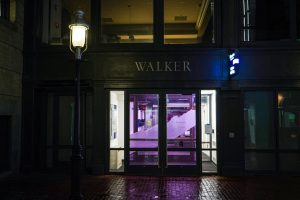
{"left": 0, "top": 173, "right": 300, "bottom": 200}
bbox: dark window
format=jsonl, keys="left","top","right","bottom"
{"left": 241, "top": 0, "right": 290, "bottom": 42}
{"left": 245, "top": 152, "right": 275, "bottom": 171}
{"left": 0, "top": 0, "right": 9, "bottom": 19}
{"left": 244, "top": 92, "right": 275, "bottom": 149}
{"left": 278, "top": 91, "right": 300, "bottom": 150}
{"left": 45, "top": 94, "right": 90, "bottom": 169}
{"left": 244, "top": 92, "right": 275, "bottom": 171}
{"left": 0, "top": 0, "right": 16, "bottom": 22}
{"left": 0, "top": 116, "right": 11, "bottom": 173}
{"left": 100, "top": 0, "right": 153, "bottom": 43}
{"left": 279, "top": 153, "right": 300, "bottom": 171}
{"left": 164, "top": 0, "right": 215, "bottom": 44}
{"left": 43, "top": 0, "right": 91, "bottom": 45}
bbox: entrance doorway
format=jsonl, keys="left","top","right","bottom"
{"left": 109, "top": 90, "right": 218, "bottom": 175}
{"left": 44, "top": 94, "right": 90, "bottom": 170}
{"left": 201, "top": 90, "right": 218, "bottom": 173}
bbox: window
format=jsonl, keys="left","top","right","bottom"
{"left": 164, "top": 0, "right": 215, "bottom": 44}
{"left": 278, "top": 91, "right": 300, "bottom": 150}
{"left": 243, "top": 91, "right": 300, "bottom": 172}
{"left": 43, "top": 0, "right": 91, "bottom": 45}
{"left": 0, "top": 0, "right": 16, "bottom": 22}
{"left": 241, "top": 0, "right": 290, "bottom": 42}
{"left": 45, "top": 94, "right": 93, "bottom": 168}
{"left": 43, "top": 0, "right": 219, "bottom": 45}
{"left": 279, "top": 153, "right": 300, "bottom": 171}
{"left": 244, "top": 92, "right": 275, "bottom": 171}
{"left": 101, "top": 0, "right": 153, "bottom": 43}
{"left": 278, "top": 91, "right": 300, "bottom": 172}
{"left": 244, "top": 92, "right": 275, "bottom": 149}
{"left": 0, "top": 0, "right": 9, "bottom": 19}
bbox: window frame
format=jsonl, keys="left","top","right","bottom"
{"left": 38, "top": 0, "right": 221, "bottom": 51}
{"left": 243, "top": 88, "right": 300, "bottom": 174}
{"left": 94, "top": 0, "right": 221, "bottom": 50}
{"left": 239, "top": 0, "right": 300, "bottom": 47}
{"left": 163, "top": 0, "right": 217, "bottom": 45}
{"left": 0, "top": 0, "right": 10, "bottom": 20}
{"left": 243, "top": 90, "right": 277, "bottom": 173}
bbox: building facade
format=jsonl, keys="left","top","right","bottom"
{"left": 0, "top": 0, "right": 23, "bottom": 177}
{"left": 21, "top": 0, "right": 300, "bottom": 176}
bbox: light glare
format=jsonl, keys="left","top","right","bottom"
{"left": 70, "top": 25, "right": 87, "bottom": 47}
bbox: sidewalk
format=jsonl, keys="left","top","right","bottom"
{"left": 1, "top": 173, "right": 300, "bottom": 199}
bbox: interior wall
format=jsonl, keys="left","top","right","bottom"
{"left": 110, "top": 91, "right": 125, "bottom": 148}
{"left": 201, "top": 90, "right": 217, "bottom": 165}
{"left": 211, "top": 90, "right": 217, "bottom": 164}
{"left": 109, "top": 91, "right": 125, "bottom": 170}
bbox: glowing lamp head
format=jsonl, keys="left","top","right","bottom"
{"left": 69, "top": 10, "right": 89, "bottom": 60}
{"left": 69, "top": 24, "right": 88, "bottom": 48}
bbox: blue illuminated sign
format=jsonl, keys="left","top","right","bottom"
{"left": 228, "top": 50, "right": 239, "bottom": 77}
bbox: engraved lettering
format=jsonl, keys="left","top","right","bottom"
{"left": 135, "top": 62, "right": 147, "bottom": 71}
{"left": 183, "top": 61, "right": 191, "bottom": 72}
{"left": 174, "top": 61, "right": 180, "bottom": 71}
{"left": 146, "top": 62, "right": 154, "bottom": 71}
{"left": 135, "top": 60, "right": 191, "bottom": 72}
{"left": 156, "top": 61, "right": 163, "bottom": 71}
{"left": 165, "top": 62, "right": 173, "bottom": 71}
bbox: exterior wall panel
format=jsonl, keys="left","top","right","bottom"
{"left": 0, "top": 0, "right": 24, "bottom": 176}
{"left": 239, "top": 51, "right": 300, "bottom": 80}
{"left": 21, "top": 0, "right": 300, "bottom": 175}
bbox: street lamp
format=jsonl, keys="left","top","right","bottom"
{"left": 69, "top": 10, "right": 89, "bottom": 200}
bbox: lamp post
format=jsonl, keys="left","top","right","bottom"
{"left": 69, "top": 10, "right": 89, "bottom": 200}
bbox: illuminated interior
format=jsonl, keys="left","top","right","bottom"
{"left": 101, "top": 0, "right": 214, "bottom": 44}
{"left": 45, "top": 0, "right": 214, "bottom": 44}
{"left": 201, "top": 90, "right": 217, "bottom": 173}
{"left": 109, "top": 91, "right": 125, "bottom": 172}
{"left": 164, "top": 0, "right": 214, "bottom": 44}
{"left": 109, "top": 90, "right": 217, "bottom": 172}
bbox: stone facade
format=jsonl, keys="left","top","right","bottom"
{"left": 0, "top": 0, "right": 24, "bottom": 176}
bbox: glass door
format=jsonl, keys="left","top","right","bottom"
{"left": 126, "top": 91, "right": 200, "bottom": 175}
{"left": 165, "top": 93, "right": 199, "bottom": 174}
{"left": 126, "top": 93, "right": 160, "bottom": 174}
{"left": 124, "top": 90, "right": 217, "bottom": 175}
{"left": 201, "top": 90, "right": 218, "bottom": 173}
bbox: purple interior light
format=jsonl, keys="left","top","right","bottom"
{"left": 129, "top": 93, "right": 197, "bottom": 165}
{"left": 129, "top": 94, "right": 159, "bottom": 149}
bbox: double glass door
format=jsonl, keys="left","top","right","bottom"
{"left": 109, "top": 90, "right": 218, "bottom": 175}
{"left": 126, "top": 91, "right": 201, "bottom": 175}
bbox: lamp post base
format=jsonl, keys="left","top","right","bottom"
{"left": 70, "top": 145, "right": 84, "bottom": 200}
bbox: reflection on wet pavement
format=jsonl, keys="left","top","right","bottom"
{"left": 1, "top": 174, "right": 300, "bottom": 199}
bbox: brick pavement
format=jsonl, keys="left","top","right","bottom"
{"left": 0, "top": 173, "right": 300, "bottom": 200}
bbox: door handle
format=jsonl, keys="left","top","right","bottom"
{"left": 157, "top": 146, "right": 161, "bottom": 168}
